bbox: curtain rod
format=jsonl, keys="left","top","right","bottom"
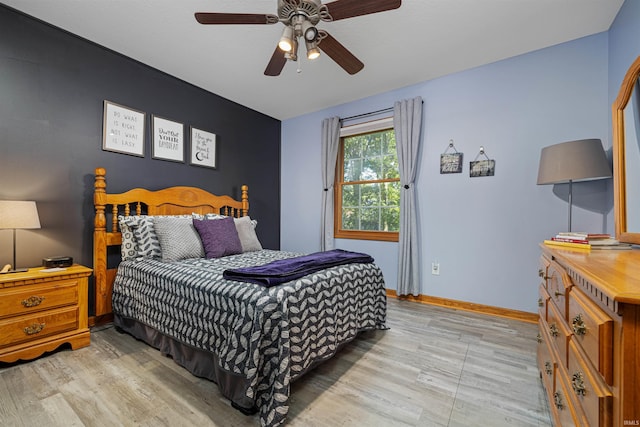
{"left": 340, "top": 107, "right": 393, "bottom": 123}
{"left": 340, "top": 100, "right": 424, "bottom": 123}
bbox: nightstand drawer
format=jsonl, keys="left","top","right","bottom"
{"left": 0, "top": 306, "right": 79, "bottom": 348}
{"left": 0, "top": 279, "right": 79, "bottom": 319}
{"left": 567, "top": 287, "right": 613, "bottom": 385}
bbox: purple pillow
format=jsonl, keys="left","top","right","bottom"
{"left": 193, "top": 217, "right": 242, "bottom": 259}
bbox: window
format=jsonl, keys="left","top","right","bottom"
{"left": 334, "top": 117, "right": 400, "bottom": 242}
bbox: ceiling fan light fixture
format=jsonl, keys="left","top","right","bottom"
{"left": 306, "top": 40, "right": 320, "bottom": 60}
{"left": 284, "top": 37, "right": 299, "bottom": 61}
{"left": 278, "top": 26, "right": 294, "bottom": 52}
{"left": 301, "top": 19, "right": 318, "bottom": 41}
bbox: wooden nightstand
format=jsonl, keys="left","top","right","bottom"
{"left": 0, "top": 265, "right": 92, "bottom": 363}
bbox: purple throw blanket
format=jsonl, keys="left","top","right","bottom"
{"left": 223, "top": 249, "right": 374, "bottom": 287}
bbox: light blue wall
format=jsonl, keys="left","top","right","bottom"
{"left": 281, "top": 32, "right": 613, "bottom": 313}
{"left": 609, "top": 0, "right": 640, "bottom": 111}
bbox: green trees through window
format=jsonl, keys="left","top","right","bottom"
{"left": 336, "top": 127, "right": 400, "bottom": 241}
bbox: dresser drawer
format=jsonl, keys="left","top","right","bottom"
{"left": 537, "top": 318, "right": 555, "bottom": 394}
{"left": 0, "top": 306, "right": 79, "bottom": 348}
{"left": 547, "top": 260, "right": 572, "bottom": 319}
{"left": 567, "top": 287, "right": 613, "bottom": 385}
{"left": 553, "top": 363, "right": 588, "bottom": 427}
{"left": 539, "top": 255, "right": 551, "bottom": 286}
{"left": 547, "top": 299, "right": 571, "bottom": 368}
{"left": 539, "top": 283, "right": 550, "bottom": 321}
{"left": 567, "top": 339, "right": 613, "bottom": 426}
{"left": 0, "top": 279, "right": 79, "bottom": 319}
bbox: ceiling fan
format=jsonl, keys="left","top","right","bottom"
{"left": 195, "top": 0, "right": 402, "bottom": 76}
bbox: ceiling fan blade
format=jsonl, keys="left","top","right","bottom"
{"left": 325, "top": 0, "right": 401, "bottom": 21}
{"left": 264, "top": 46, "right": 288, "bottom": 76}
{"left": 318, "top": 32, "right": 364, "bottom": 75}
{"left": 195, "top": 13, "right": 279, "bottom": 25}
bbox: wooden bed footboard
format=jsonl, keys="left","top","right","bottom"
{"left": 93, "top": 167, "right": 249, "bottom": 317}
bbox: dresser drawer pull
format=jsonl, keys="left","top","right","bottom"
{"left": 538, "top": 269, "right": 548, "bottom": 279}
{"left": 21, "top": 296, "right": 46, "bottom": 307}
{"left": 538, "top": 298, "right": 544, "bottom": 307}
{"left": 571, "top": 372, "right": 586, "bottom": 396}
{"left": 23, "top": 323, "right": 46, "bottom": 335}
{"left": 536, "top": 333, "right": 542, "bottom": 343}
{"left": 571, "top": 314, "right": 587, "bottom": 336}
{"left": 549, "top": 323, "right": 559, "bottom": 337}
{"left": 554, "top": 290, "right": 564, "bottom": 297}
{"left": 553, "top": 391, "right": 564, "bottom": 410}
{"left": 544, "top": 361, "right": 553, "bottom": 376}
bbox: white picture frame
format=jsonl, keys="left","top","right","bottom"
{"left": 152, "top": 115, "right": 184, "bottom": 162}
{"left": 190, "top": 127, "right": 216, "bottom": 168}
{"left": 102, "top": 100, "right": 145, "bottom": 157}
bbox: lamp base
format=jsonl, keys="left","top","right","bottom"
{"left": 0, "top": 264, "right": 28, "bottom": 274}
{"left": 0, "top": 268, "right": 29, "bottom": 274}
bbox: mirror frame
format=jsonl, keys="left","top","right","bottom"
{"left": 613, "top": 55, "right": 640, "bottom": 244}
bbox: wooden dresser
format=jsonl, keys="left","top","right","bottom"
{"left": 537, "top": 244, "right": 640, "bottom": 426}
{"left": 0, "top": 265, "right": 92, "bottom": 363}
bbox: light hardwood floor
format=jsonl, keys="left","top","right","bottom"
{"left": 0, "top": 298, "right": 551, "bottom": 426}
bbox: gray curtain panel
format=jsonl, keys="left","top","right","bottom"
{"left": 321, "top": 117, "right": 340, "bottom": 251}
{"left": 394, "top": 97, "right": 423, "bottom": 296}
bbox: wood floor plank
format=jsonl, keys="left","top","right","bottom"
{"left": 0, "top": 298, "right": 551, "bottom": 426}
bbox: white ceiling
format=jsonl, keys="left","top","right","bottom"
{"left": 3, "top": 0, "right": 624, "bottom": 120}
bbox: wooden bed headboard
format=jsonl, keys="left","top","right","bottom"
{"left": 93, "top": 167, "right": 249, "bottom": 317}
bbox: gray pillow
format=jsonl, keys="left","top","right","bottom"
{"left": 153, "top": 216, "right": 204, "bottom": 262}
{"left": 234, "top": 216, "right": 262, "bottom": 252}
{"left": 118, "top": 215, "right": 146, "bottom": 261}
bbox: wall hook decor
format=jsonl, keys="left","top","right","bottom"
{"left": 440, "top": 139, "right": 463, "bottom": 174}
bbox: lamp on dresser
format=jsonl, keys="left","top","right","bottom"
{"left": 536, "top": 138, "right": 612, "bottom": 232}
{"left": 0, "top": 200, "right": 41, "bottom": 273}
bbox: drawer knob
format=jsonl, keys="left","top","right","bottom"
{"left": 554, "top": 290, "right": 564, "bottom": 298}
{"left": 544, "top": 361, "right": 553, "bottom": 376}
{"left": 572, "top": 314, "right": 587, "bottom": 336}
{"left": 537, "top": 298, "right": 544, "bottom": 307}
{"left": 553, "top": 391, "right": 564, "bottom": 410}
{"left": 571, "top": 372, "right": 586, "bottom": 396}
{"left": 21, "top": 296, "right": 46, "bottom": 307}
{"left": 536, "top": 333, "right": 542, "bottom": 344}
{"left": 23, "top": 323, "right": 46, "bottom": 335}
{"left": 549, "top": 323, "right": 559, "bottom": 338}
{"left": 538, "top": 269, "right": 549, "bottom": 280}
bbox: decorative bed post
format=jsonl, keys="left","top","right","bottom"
{"left": 93, "top": 167, "right": 110, "bottom": 317}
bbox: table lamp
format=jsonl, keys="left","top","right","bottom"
{"left": 537, "top": 139, "right": 612, "bottom": 232}
{"left": 0, "top": 200, "right": 41, "bottom": 273}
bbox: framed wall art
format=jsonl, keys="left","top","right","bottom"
{"left": 470, "top": 146, "right": 496, "bottom": 177}
{"left": 190, "top": 127, "right": 216, "bottom": 168}
{"left": 102, "top": 100, "right": 145, "bottom": 157}
{"left": 152, "top": 115, "right": 184, "bottom": 162}
{"left": 440, "top": 140, "right": 463, "bottom": 174}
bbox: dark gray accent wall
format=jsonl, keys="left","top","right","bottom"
{"left": 0, "top": 6, "right": 281, "bottom": 312}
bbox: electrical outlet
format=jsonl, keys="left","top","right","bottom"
{"left": 431, "top": 262, "right": 440, "bottom": 275}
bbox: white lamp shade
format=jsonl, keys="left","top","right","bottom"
{"left": 0, "top": 201, "right": 41, "bottom": 229}
{"left": 537, "top": 138, "right": 612, "bottom": 185}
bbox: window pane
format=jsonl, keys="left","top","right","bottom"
{"left": 342, "top": 207, "right": 359, "bottom": 230}
{"left": 362, "top": 157, "right": 382, "bottom": 180}
{"left": 344, "top": 158, "right": 362, "bottom": 182}
{"left": 363, "top": 133, "right": 382, "bottom": 157}
{"left": 344, "top": 137, "right": 362, "bottom": 160}
{"left": 381, "top": 207, "right": 399, "bottom": 231}
{"left": 360, "top": 207, "right": 380, "bottom": 230}
{"left": 342, "top": 184, "right": 359, "bottom": 207}
{"left": 360, "top": 183, "right": 380, "bottom": 206}
{"left": 381, "top": 181, "right": 400, "bottom": 207}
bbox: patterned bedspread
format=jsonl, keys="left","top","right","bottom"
{"left": 112, "top": 249, "right": 387, "bottom": 427}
